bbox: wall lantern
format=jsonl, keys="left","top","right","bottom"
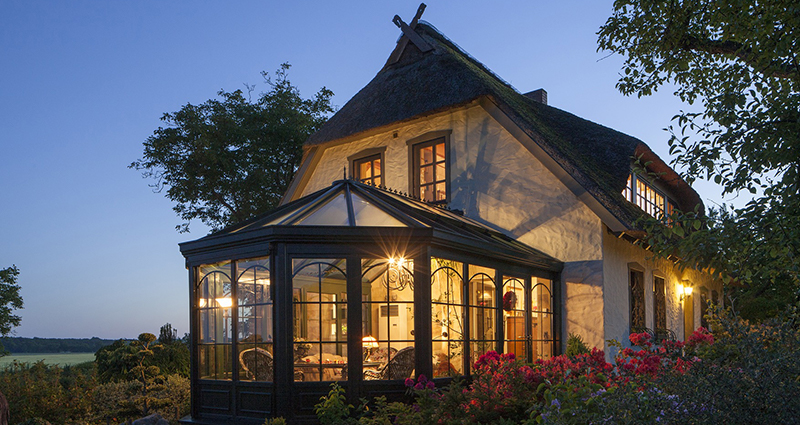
{"left": 680, "top": 280, "right": 693, "bottom": 302}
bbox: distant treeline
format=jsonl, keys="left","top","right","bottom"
{"left": 2, "top": 337, "right": 118, "bottom": 353}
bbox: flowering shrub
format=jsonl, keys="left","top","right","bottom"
{"left": 313, "top": 303, "right": 800, "bottom": 424}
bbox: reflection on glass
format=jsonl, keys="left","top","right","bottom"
{"left": 351, "top": 192, "right": 406, "bottom": 227}
{"left": 469, "top": 265, "right": 496, "bottom": 371}
{"left": 237, "top": 257, "right": 273, "bottom": 381}
{"left": 531, "top": 278, "right": 553, "bottom": 360}
{"left": 294, "top": 193, "right": 350, "bottom": 226}
{"left": 503, "top": 276, "right": 526, "bottom": 362}
{"left": 361, "top": 258, "right": 415, "bottom": 380}
{"left": 431, "top": 258, "right": 464, "bottom": 377}
{"left": 292, "top": 259, "right": 348, "bottom": 382}
{"left": 198, "top": 261, "right": 232, "bottom": 380}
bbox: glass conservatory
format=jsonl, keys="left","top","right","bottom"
{"left": 180, "top": 179, "right": 562, "bottom": 424}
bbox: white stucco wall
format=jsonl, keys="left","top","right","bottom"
{"left": 299, "top": 104, "right": 718, "bottom": 355}
{"left": 301, "top": 104, "right": 607, "bottom": 350}
{"left": 302, "top": 105, "right": 603, "bottom": 262}
{"left": 601, "top": 228, "right": 722, "bottom": 353}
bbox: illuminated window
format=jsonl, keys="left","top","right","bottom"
{"left": 531, "top": 278, "right": 554, "bottom": 360}
{"left": 198, "top": 261, "right": 233, "bottom": 380}
{"left": 354, "top": 154, "right": 382, "bottom": 187}
{"left": 502, "top": 276, "right": 526, "bottom": 362}
{"left": 431, "top": 257, "right": 464, "bottom": 377}
{"left": 361, "top": 258, "right": 415, "bottom": 381}
{"left": 468, "top": 265, "right": 496, "bottom": 371}
{"left": 623, "top": 173, "right": 677, "bottom": 221}
{"left": 292, "top": 259, "right": 348, "bottom": 382}
{"left": 413, "top": 138, "right": 447, "bottom": 203}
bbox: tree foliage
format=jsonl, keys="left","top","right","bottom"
{"left": 598, "top": 0, "right": 800, "bottom": 316}
{"left": 0, "top": 265, "right": 23, "bottom": 355}
{"left": 131, "top": 63, "right": 334, "bottom": 232}
{"left": 95, "top": 325, "right": 189, "bottom": 385}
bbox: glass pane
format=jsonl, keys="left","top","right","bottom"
{"left": 420, "top": 185, "right": 434, "bottom": 202}
{"left": 420, "top": 145, "right": 433, "bottom": 165}
{"left": 294, "top": 192, "right": 349, "bottom": 226}
{"left": 362, "top": 258, "right": 415, "bottom": 380}
{"left": 199, "top": 344, "right": 232, "bottom": 380}
{"left": 359, "top": 160, "right": 373, "bottom": 179}
{"left": 532, "top": 278, "right": 553, "bottom": 360}
{"left": 292, "top": 258, "right": 347, "bottom": 381}
{"left": 373, "top": 158, "right": 381, "bottom": 177}
{"left": 351, "top": 192, "right": 406, "bottom": 227}
{"left": 436, "top": 163, "right": 446, "bottom": 182}
{"left": 432, "top": 258, "right": 464, "bottom": 377}
{"left": 503, "top": 277, "right": 526, "bottom": 361}
{"left": 434, "top": 142, "right": 445, "bottom": 162}
{"left": 197, "top": 262, "right": 232, "bottom": 381}
{"left": 468, "top": 265, "right": 496, "bottom": 368}
{"left": 435, "top": 183, "right": 446, "bottom": 202}
{"left": 238, "top": 344, "right": 273, "bottom": 381}
{"left": 630, "top": 270, "right": 645, "bottom": 329}
{"left": 420, "top": 164, "right": 434, "bottom": 185}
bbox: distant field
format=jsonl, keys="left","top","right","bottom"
{"left": 0, "top": 352, "right": 95, "bottom": 367}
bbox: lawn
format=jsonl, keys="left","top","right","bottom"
{"left": 0, "top": 352, "right": 95, "bottom": 367}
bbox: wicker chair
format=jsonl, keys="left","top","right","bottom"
{"left": 364, "top": 346, "right": 415, "bottom": 380}
{"left": 366, "top": 346, "right": 397, "bottom": 363}
{"left": 239, "top": 348, "right": 274, "bottom": 381}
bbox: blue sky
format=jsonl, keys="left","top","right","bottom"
{"left": 0, "top": 1, "right": 734, "bottom": 339}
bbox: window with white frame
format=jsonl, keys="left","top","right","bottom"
{"left": 623, "top": 173, "right": 677, "bottom": 220}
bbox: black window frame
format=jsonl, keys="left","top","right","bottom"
{"left": 629, "top": 266, "right": 646, "bottom": 333}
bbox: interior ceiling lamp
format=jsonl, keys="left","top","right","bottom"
{"left": 384, "top": 256, "right": 412, "bottom": 291}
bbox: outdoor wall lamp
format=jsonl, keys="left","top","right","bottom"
{"left": 680, "top": 280, "right": 693, "bottom": 302}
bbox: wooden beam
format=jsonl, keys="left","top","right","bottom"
{"left": 385, "top": 3, "right": 430, "bottom": 66}
{"left": 393, "top": 15, "right": 432, "bottom": 52}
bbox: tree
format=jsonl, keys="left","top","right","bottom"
{"left": 0, "top": 265, "right": 23, "bottom": 355}
{"left": 131, "top": 63, "right": 334, "bottom": 232}
{"left": 130, "top": 333, "right": 163, "bottom": 416}
{"left": 154, "top": 323, "right": 189, "bottom": 378}
{"left": 598, "top": 0, "right": 800, "bottom": 317}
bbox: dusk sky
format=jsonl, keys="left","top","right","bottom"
{"left": 0, "top": 1, "right": 739, "bottom": 339}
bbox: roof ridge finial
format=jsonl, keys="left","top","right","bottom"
{"left": 386, "top": 4, "right": 431, "bottom": 66}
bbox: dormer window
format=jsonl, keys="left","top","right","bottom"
{"left": 623, "top": 173, "right": 677, "bottom": 220}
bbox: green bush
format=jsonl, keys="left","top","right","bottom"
{"left": 0, "top": 360, "right": 96, "bottom": 425}
{"left": 564, "top": 333, "right": 590, "bottom": 357}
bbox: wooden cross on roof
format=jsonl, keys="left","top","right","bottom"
{"left": 386, "top": 3, "right": 432, "bottom": 66}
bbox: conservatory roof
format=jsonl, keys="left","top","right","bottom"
{"left": 181, "top": 179, "right": 562, "bottom": 272}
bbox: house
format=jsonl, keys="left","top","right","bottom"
{"left": 179, "top": 9, "right": 721, "bottom": 424}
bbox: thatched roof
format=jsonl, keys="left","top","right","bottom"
{"left": 305, "top": 21, "right": 703, "bottom": 231}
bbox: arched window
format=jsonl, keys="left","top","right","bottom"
{"left": 237, "top": 257, "right": 273, "bottom": 381}
{"left": 431, "top": 257, "right": 464, "bottom": 377}
{"left": 292, "top": 259, "right": 349, "bottom": 382}
{"left": 198, "top": 261, "right": 232, "bottom": 380}
{"left": 502, "top": 276, "right": 526, "bottom": 361}
{"left": 531, "top": 278, "right": 554, "bottom": 360}
{"left": 362, "top": 258, "right": 415, "bottom": 380}
{"left": 468, "top": 265, "right": 496, "bottom": 371}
